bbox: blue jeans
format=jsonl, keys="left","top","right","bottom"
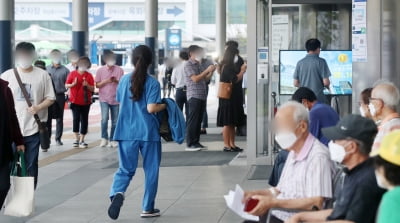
{"left": 100, "top": 102, "right": 119, "bottom": 140}
{"left": 110, "top": 140, "right": 161, "bottom": 211}
{"left": 21, "top": 133, "right": 40, "bottom": 189}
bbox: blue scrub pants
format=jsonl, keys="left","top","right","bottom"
{"left": 110, "top": 140, "right": 161, "bottom": 212}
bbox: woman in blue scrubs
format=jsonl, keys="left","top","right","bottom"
{"left": 108, "top": 45, "right": 166, "bottom": 220}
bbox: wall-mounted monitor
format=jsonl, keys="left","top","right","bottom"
{"left": 279, "top": 50, "right": 352, "bottom": 95}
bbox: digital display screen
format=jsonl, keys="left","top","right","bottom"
{"left": 279, "top": 50, "right": 352, "bottom": 95}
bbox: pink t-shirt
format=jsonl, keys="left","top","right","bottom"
{"left": 95, "top": 65, "right": 124, "bottom": 105}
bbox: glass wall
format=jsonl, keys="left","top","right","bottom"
{"left": 198, "top": 0, "right": 247, "bottom": 24}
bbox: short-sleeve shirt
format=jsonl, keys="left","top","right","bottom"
{"left": 309, "top": 102, "right": 339, "bottom": 146}
{"left": 184, "top": 59, "right": 207, "bottom": 101}
{"left": 113, "top": 73, "right": 162, "bottom": 142}
{"left": 327, "top": 159, "right": 386, "bottom": 223}
{"left": 293, "top": 54, "right": 331, "bottom": 103}
{"left": 46, "top": 65, "right": 70, "bottom": 94}
{"left": 377, "top": 187, "right": 400, "bottom": 223}
{"left": 66, "top": 70, "right": 95, "bottom": 106}
{"left": 272, "top": 134, "right": 334, "bottom": 221}
{"left": 95, "top": 65, "right": 124, "bottom": 105}
{"left": 1, "top": 67, "right": 56, "bottom": 136}
{"left": 372, "top": 113, "right": 400, "bottom": 152}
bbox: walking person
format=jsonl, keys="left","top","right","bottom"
{"left": 1, "top": 42, "right": 55, "bottom": 188}
{"left": 95, "top": 51, "right": 124, "bottom": 148}
{"left": 217, "top": 46, "right": 247, "bottom": 152}
{"left": 184, "top": 45, "right": 216, "bottom": 151}
{"left": 171, "top": 50, "right": 189, "bottom": 117}
{"left": 107, "top": 45, "right": 166, "bottom": 220}
{"left": 46, "top": 49, "right": 70, "bottom": 146}
{"left": 0, "top": 79, "right": 25, "bottom": 209}
{"left": 65, "top": 57, "right": 94, "bottom": 149}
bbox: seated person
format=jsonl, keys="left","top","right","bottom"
{"left": 372, "top": 130, "right": 400, "bottom": 223}
{"left": 268, "top": 87, "right": 339, "bottom": 186}
{"left": 287, "top": 115, "right": 386, "bottom": 223}
{"left": 244, "top": 101, "right": 334, "bottom": 223}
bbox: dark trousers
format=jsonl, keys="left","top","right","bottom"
{"left": 70, "top": 103, "right": 91, "bottom": 135}
{"left": 175, "top": 88, "right": 188, "bottom": 117}
{"left": 47, "top": 94, "right": 66, "bottom": 141}
{"left": 268, "top": 150, "right": 289, "bottom": 186}
{"left": 23, "top": 133, "right": 40, "bottom": 189}
{"left": 186, "top": 98, "right": 206, "bottom": 147}
{"left": 0, "top": 163, "right": 10, "bottom": 208}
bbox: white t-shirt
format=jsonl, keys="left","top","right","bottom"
{"left": 1, "top": 67, "right": 56, "bottom": 136}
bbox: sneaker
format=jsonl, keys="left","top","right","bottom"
{"left": 108, "top": 193, "right": 124, "bottom": 220}
{"left": 79, "top": 142, "right": 88, "bottom": 149}
{"left": 110, "top": 141, "right": 118, "bottom": 148}
{"left": 73, "top": 140, "right": 79, "bottom": 148}
{"left": 42, "top": 148, "right": 48, "bottom": 152}
{"left": 56, "top": 140, "right": 63, "bottom": 146}
{"left": 141, "top": 209, "right": 161, "bottom": 218}
{"left": 100, "top": 138, "right": 108, "bottom": 147}
{"left": 195, "top": 143, "right": 208, "bottom": 150}
{"left": 185, "top": 145, "right": 202, "bottom": 152}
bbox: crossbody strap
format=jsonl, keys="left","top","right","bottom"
{"left": 13, "top": 68, "right": 42, "bottom": 126}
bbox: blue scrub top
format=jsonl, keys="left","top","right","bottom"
{"left": 113, "top": 73, "right": 162, "bottom": 142}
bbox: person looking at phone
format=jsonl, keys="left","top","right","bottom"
{"left": 95, "top": 50, "right": 124, "bottom": 148}
{"left": 243, "top": 101, "right": 334, "bottom": 223}
{"left": 65, "top": 56, "right": 94, "bottom": 149}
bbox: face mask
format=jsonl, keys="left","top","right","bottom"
{"left": 78, "top": 66, "right": 87, "bottom": 72}
{"left": 359, "top": 106, "right": 366, "bottom": 117}
{"left": 52, "top": 57, "right": 61, "bottom": 65}
{"left": 375, "top": 170, "right": 388, "bottom": 189}
{"left": 275, "top": 131, "right": 297, "bottom": 149}
{"left": 195, "top": 55, "right": 202, "bottom": 62}
{"left": 368, "top": 103, "right": 377, "bottom": 117}
{"left": 328, "top": 141, "right": 347, "bottom": 163}
{"left": 70, "top": 57, "right": 79, "bottom": 63}
{"left": 16, "top": 58, "right": 33, "bottom": 69}
{"left": 106, "top": 60, "right": 116, "bottom": 66}
{"left": 234, "top": 55, "right": 239, "bottom": 63}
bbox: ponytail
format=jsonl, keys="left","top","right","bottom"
{"left": 129, "top": 45, "right": 153, "bottom": 101}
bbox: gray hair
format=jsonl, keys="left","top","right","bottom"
{"left": 279, "top": 101, "right": 309, "bottom": 124}
{"left": 373, "top": 81, "right": 400, "bottom": 110}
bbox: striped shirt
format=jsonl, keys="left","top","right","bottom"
{"left": 184, "top": 59, "right": 207, "bottom": 101}
{"left": 272, "top": 134, "right": 334, "bottom": 221}
{"left": 372, "top": 113, "right": 400, "bottom": 152}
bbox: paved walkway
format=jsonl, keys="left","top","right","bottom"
{"left": 1, "top": 85, "right": 266, "bottom": 223}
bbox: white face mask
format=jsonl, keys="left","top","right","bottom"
{"left": 52, "top": 57, "right": 61, "bottom": 65}
{"left": 195, "top": 55, "right": 202, "bottom": 62}
{"left": 78, "top": 66, "right": 87, "bottom": 72}
{"left": 368, "top": 103, "right": 377, "bottom": 117}
{"left": 234, "top": 55, "right": 239, "bottom": 63}
{"left": 359, "top": 106, "right": 366, "bottom": 117}
{"left": 375, "top": 170, "right": 389, "bottom": 189}
{"left": 106, "top": 60, "right": 116, "bottom": 66}
{"left": 328, "top": 141, "right": 347, "bottom": 163}
{"left": 16, "top": 58, "right": 33, "bottom": 69}
{"left": 275, "top": 131, "right": 297, "bottom": 149}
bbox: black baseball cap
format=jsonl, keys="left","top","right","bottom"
{"left": 322, "top": 114, "right": 378, "bottom": 146}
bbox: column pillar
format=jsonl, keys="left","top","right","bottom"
{"left": 216, "top": 0, "right": 227, "bottom": 58}
{"left": 72, "top": 0, "right": 88, "bottom": 56}
{"left": 145, "top": 0, "right": 158, "bottom": 76}
{"left": 0, "top": 0, "right": 14, "bottom": 73}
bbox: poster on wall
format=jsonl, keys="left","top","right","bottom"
{"left": 352, "top": 0, "right": 368, "bottom": 62}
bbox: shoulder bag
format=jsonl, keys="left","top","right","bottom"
{"left": 218, "top": 65, "right": 233, "bottom": 99}
{"left": 13, "top": 68, "right": 50, "bottom": 150}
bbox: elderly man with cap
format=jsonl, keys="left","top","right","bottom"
{"left": 372, "top": 130, "right": 400, "bottom": 223}
{"left": 243, "top": 101, "right": 334, "bottom": 223}
{"left": 369, "top": 81, "right": 400, "bottom": 152}
{"left": 287, "top": 115, "right": 386, "bottom": 223}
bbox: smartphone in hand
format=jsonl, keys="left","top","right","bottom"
{"left": 244, "top": 198, "right": 259, "bottom": 212}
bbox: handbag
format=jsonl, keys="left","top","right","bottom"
{"left": 218, "top": 66, "right": 233, "bottom": 99}
{"left": 13, "top": 68, "right": 50, "bottom": 150}
{"left": 3, "top": 151, "right": 35, "bottom": 217}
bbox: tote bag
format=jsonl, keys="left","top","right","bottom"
{"left": 4, "top": 151, "right": 35, "bottom": 217}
